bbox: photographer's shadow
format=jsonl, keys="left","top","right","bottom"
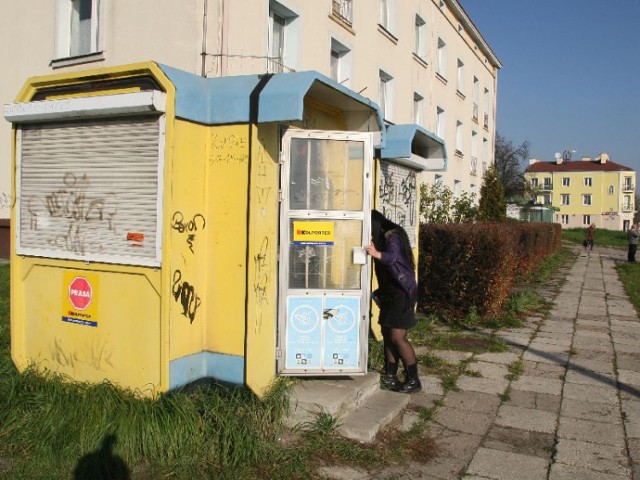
{"left": 74, "top": 433, "right": 130, "bottom": 480}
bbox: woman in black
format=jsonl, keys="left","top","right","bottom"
{"left": 365, "top": 210, "right": 421, "bottom": 394}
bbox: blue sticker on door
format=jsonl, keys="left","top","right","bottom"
{"left": 286, "top": 297, "right": 322, "bottom": 369}
{"left": 323, "top": 297, "right": 359, "bottom": 369}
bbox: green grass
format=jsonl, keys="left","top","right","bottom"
{"left": 525, "top": 247, "right": 573, "bottom": 284}
{"left": 616, "top": 262, "right": 640, "bottom": 316}
{"left": 562, "top": 227, "right": 628, "bottom": 248}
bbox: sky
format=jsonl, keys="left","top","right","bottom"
{"left": 459, "top": 0, "right": 640, "bottom": 173}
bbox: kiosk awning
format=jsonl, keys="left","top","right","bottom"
{"left": 159, "top": 66, "right": 384, "bottom": 148}
{"left": 257, "top": 71, "right": 384, "bottom": 148}
{"left": 380, "top": 124, "right": 447, "bottom": 172}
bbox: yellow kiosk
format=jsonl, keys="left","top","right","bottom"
{"left": 4, "top": 62, "right": 389, "bottom": 397}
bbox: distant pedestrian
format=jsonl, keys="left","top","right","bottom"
{"left": 628, "top": 223, "right": 639, "bottom": 262}
{"left": 585, "top": 223, "right": 596, "bottom": 251}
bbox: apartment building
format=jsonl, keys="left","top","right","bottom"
{"left": 525, "top": 153, "right": 636, "bottom": 231}
{"left": 0, "top": 0, "right": 501, "bottom": 258}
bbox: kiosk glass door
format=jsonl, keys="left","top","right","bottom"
{"left": 278, "top": 130, "right": 373, "bottom": 375}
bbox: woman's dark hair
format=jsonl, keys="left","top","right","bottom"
{"left": 371, "top": 210, "right": 415, "bottom": 270}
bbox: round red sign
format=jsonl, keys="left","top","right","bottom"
{"left": 68, "top": 276, "right": 92, "bottom": 311}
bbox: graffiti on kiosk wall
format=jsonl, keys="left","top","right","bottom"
{"left": 27, "top": 173, "right": 118, "bottom": 255}
{"left": 251, "top": 138, "right": 274, "bottom": 334}
{"left": 172, "top": 270, "right": 201, "bottom": 324}
{"left": 171, "top": 211, "right": 205, "bottom": 253}
{"left": 208, "top": 133, "right": 249, "bottom": 165}
{"left": 378, "top": 162, "right": 417, "bottom": 247}
{"left": 0, "top": 192, "right": 12, "bottom": 210}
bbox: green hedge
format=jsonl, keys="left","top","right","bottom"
{"left": 418, "top": 221, "right": 561, "bottom": 315}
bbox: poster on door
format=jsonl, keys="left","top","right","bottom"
{"left": 323, "top": 297, "right": 359, "bottom": 369}
{"left": 285, "top": 297, "right": 322, "bottom": 369}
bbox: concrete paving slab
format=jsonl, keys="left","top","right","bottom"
{"left": 408, "top": 430, "right": 482, "bottom": 479}
{"left": 521, "top": 360, "right": 566, "bottom": 378}
{"left": 554, "top": 438, "right": 630, "bottom": 476}
{"left": 522, "top": 349, "right": 569, "bottom": 365}
{"left": 495, "top": 405, "right": 557, "bottom": 433}
{"left": 511, "top": 375, "right": 563, "bottom": 395}
{"left": 482, "top": 425, "right": 555, "bottom": 459}
{"left": 564, "top": 368, "right": 616, "bottom": 388}
{"left": 456, "top": 375, "right": 509, "bottom": 395}
{"left": 557, "top": 417, "right": 625, "bottom": 446}
{"left": 560, "top": 397, "right": 622, "bottom": 424}
{"left": 562, "top": 382, "right": 619, "bottom": 404}
{"left": 616, "top": 352, "right": 640, "bottom": 372}
{"left": 549, "top": 463, "right": 631, "bottom": 480}
{"left": 465, "top": 448, "right": 549, "bottom": 480}
{"left": 473, "top": 351, "right": 520, "bottom": 365}
{"left": 618, "top": 369, "right": 640, "bottom": 388}
{"left": 432, "top": 407, "right": 494, "bottom": 436}
{"left": 571, "top": 348, "right": 615, "bottom": 362}
{"left": 466, "top": 361, "right": 509, "bottom": 380}
{"left": 507, "top": 390, "right": 561, "bottom": 413}
{"left": 567, "top": 357, "right": 615, "bottom": 374}
{"left": 443, "top": 390, "right": 501, "bottom": 414}
{"left": 615, "top": 343, "right": 640, "bottom": 355}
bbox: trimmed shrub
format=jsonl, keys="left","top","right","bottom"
{"left": 418, "top": 222, "right": 559, "bottom": 315}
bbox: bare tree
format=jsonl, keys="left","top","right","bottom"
{"left": 494, "top": 132, "right": 530, "bottom": 201}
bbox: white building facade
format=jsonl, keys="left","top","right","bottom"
{"left": 0, "top": 0, "right": 501, "bottom": 257}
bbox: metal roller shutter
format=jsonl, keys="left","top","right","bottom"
{"left": 17, "top": 115, "right": 164, "bottom": 266}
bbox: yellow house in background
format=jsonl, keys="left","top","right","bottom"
{"left": 525, "top": 153, "right": 636, "bottom": 231}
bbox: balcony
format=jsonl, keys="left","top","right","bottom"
{"left": 332, "top": 0, "right": 353, "bottom": 26}
{"left": 539, "top": 183, "right": 553, "bottom": 191}
{"left": 623, "top": 183, "right": 635, "bottom": 192}
{"left": 622, "top": 204, "right": 634, "bottom": 212}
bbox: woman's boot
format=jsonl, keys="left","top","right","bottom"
{"left": 400, "top": 364, "right": 422, "bottom": 394}
{"left": 380, "top": 361, "right": 402, "bottom": 391}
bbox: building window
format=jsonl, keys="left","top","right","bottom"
{"left": 330, "top": 38, "right": 351, "bottom": 87}
{"left": 436, "top": 107, "right": 445, "bottom": 138}
{"left": 454, "top": 179, "right": 462, "bottom": 197}
{"left": 583, "top": 215, "right": 591, "bottom": 225}
{"left": 379, "top": 69, "right": 394, "bottom": 120}
{"left": 543, "top": 194, "right": 551, "bottom": 205}
{"left": 582, "top": 194, "right": 592, "bottom": 206}
{"left": 623, "top": 195, "right": 632, "bottom": 211}
{"left": 624, "top": 177, "right": 634, "bottom": 191}
{"left": 608, "top": 185, "right": 615, "bottom": 195}
{"left": 543, "top": 177, "right": 552, "bottom": 189}
{"left": 380, "top": 0, "right": 396, "bottom": 34}
{"left": 413, "top": 92, "right": 424, "bottom": 125}
{"left": 414, "top": 14, "right": 426, "bottom": 59}
{"left": 483, "top": 87, "right": 490, "bottom": 128}
{"left": 437, "top": 38, "right": 447, "bottom": 78}
{"left": 530, "top": 177, "right": 539, "bottom": 187}
{"left": 54, "top": 0, "right": 103, "bottom": 61}
{"left": 472, "top": 76, "right": 479, "bottom": 121}
{"left": 584, "top": 177, "right": 592, "bottom": 187}
{"left": 561, "top": 214, "right": 569, "bottom": 225}
{"left": 456, "top": 59, "right": 465, "bottom": 94}
{"left": 434, "top": 174, "right": 443, "bottom": 184}
{"left": 455, "top": 120, "right": 463, "bottom": 155}
{"left": 470, "top": 131, "right": 478, "bottom": 175}
{"left": 332, "top": 0, "right": 353, "bottom": 26}
{"left": 562, "top": 177, "right": 570, "bottom": 187}
{"left": 268, "top": 1, "right": 299, "bottom": 73}
{"left": 561, "top": 194, "right": 570, "bottom": 205}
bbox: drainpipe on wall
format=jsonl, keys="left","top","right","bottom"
{"left": 201, "top": 0, "right": 208, "bottom": 77}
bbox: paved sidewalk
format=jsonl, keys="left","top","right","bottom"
{"left": 367, "top": 245, "right": 640, "bottom": 480}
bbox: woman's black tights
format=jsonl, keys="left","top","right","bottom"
{"left": 382, "top": 326, "right": 417, "bottom": 368}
